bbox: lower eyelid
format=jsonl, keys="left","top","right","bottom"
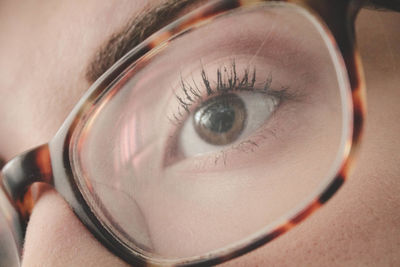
{"left": 163, "top": 96, "right": 304, "bottom": 173}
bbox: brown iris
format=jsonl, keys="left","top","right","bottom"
{"left": 193, "top": 93, "right": 247, "bottom": 146}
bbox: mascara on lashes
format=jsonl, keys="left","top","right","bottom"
{"left": 171, "top": 60, "right": 277, "bottom": 126}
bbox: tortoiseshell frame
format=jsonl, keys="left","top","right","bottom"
{"left": 0, "top": 0, "right": 366, "bottom": 266}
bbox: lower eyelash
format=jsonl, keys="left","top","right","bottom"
{"left": 213, "top": 140, "right": 259, "bottom": 166}
{"left": 212, "top": 124, "right": 279, "bottom": 167}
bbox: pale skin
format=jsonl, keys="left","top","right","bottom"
{"left": 0, "top": 1, "right": 399, "bottom": 266}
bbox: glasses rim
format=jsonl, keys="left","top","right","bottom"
{"left": 69, "top": 0, "right": 355, "bottom": 263}
{"left": 0, "top": 0, "right": 366, "bottom": 266}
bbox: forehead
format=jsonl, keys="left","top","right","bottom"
{"left": 0, "top": 0, "right": 150, "bottom": 79}
{"left": 0, "top": 0, "right": 159, "bottom": 159}
{"left": 0, "top": 0, "right": 396, "bottom": 161}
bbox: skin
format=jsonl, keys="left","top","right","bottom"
{"left": 0, "top": 1, "right": 399, "bottom": 266}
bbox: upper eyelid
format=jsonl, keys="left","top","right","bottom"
{"left": 167, "top": 60, "right": 297, "bottom": 133}
{"left": 172, "top": 63, "right": 269, "bottom": 121}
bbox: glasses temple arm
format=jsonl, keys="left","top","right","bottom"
{"left": 1, "top": 144, "right": 54, "bottom": 221}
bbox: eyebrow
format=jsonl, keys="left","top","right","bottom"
{"left": 85, "top": 0, "right": 205, "bottom": 83}
{"left": 86, "top": 0, "right": 400, "bottom": 83}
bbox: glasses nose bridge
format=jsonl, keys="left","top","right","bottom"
{"left": 1, "top": 144, "right": 54, "bottom": 216}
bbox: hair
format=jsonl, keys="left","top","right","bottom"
{"left": 366, "top": 0, "right": 400, "bottom": 11}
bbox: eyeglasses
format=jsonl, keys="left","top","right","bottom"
{"left": 0, "top": 0, "right": 366, "bottom": 266}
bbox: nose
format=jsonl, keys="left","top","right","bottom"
{"left": 21, "top": 187, "right": 130, "bottom": 267}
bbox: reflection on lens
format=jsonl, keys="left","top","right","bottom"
{"left": 71, "top": 2, "right": 351, "bottom": 263}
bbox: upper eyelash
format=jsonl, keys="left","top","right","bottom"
{"left": 172, "top": 60, "right": 273, "bottom": 124}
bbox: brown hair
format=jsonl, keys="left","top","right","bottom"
{"left": 366, "top": 0, "right": 400, "bottom": 11}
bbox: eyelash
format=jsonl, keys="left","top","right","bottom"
{"left": 171, "top": 60, "right": 283, "bottom": 126}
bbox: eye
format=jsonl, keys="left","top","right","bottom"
{"left": 193, "top": 93, "right": 248, "bottom": 146}
{"left": 163, "top": 62, "right": 288, "bottom": 167}
{"left": 180, "top": 91, "right": 279, "bottom": 157}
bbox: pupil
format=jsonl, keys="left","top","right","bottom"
{"left": 203, "top": 103, "right": 235, "bottom": 133}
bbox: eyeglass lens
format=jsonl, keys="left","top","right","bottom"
{"left": 71, "top": 3, "right": 351, "bottom": 262}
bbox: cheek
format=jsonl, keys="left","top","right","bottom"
{"left": 226, "top": 10, "right": 400, "bottom": 266}
{"left": 22, "top": 187, "right": 129, "bottom": 267}
{"left": 219, "top": 154, "right": 399, "bottom": 267}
